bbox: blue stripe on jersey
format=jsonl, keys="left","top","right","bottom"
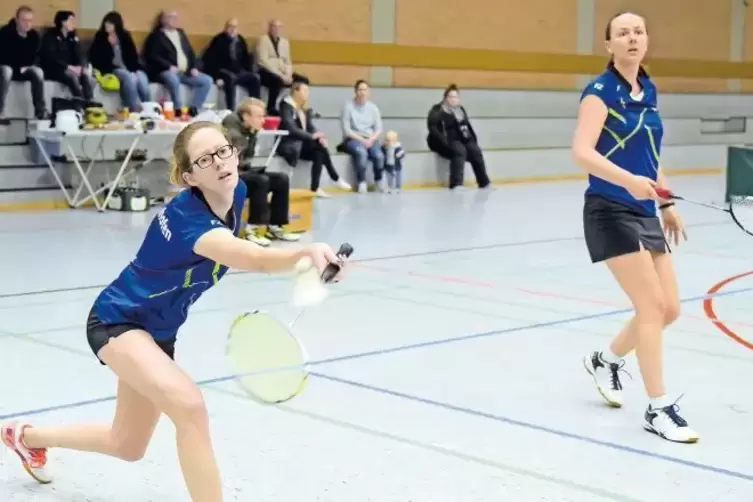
{"left": 581, "top": 66, "right": 663, "bottom": 216}
{"left": 93, "top": 179, "right": 247, "bottom": 340}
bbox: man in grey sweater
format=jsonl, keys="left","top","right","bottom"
{"left": 340, "top": 79, "right": 385, "bottom": 193}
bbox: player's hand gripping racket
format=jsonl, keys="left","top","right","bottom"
{"left": 655, "top": 187, "right": 753, "bottom": 237}
{"left": 225, "top": 243, "right": 354, "bottom": 404}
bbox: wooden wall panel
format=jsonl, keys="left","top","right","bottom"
{"left": 740, "top": 2, "right": 753, "bottom": 92}
{"left": 392, "top": 69, "right": 577, "bottom": 91}
{"left": 1, "top": 1, "right": 78, "bottom": 26}
{"left": 115, "top": 0, "right": 371, "bottom": 40}
{"left": 394, "top": 0, "right": 579, "bottom": 88}
{"left": 295, "top": 65, "right": 370, "bottom": 86}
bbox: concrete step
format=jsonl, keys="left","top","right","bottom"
{"left": 0, "top": 144, "right": 38, "bottom": 167}
{"left": 0, "top": 164, "right": 68, "bottom": 191}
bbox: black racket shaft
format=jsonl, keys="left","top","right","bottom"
{"left": 321, "top": 243, "right": 354, "bottom": 283}
{"left": 656, "top": 188, "right": 753, "bottom": 236}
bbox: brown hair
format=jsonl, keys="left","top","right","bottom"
{"left": 168, "top": 121, "right": 231, "bottom": 187}
{"left": 604, "top": 11, "right": 649, "bottom": 77}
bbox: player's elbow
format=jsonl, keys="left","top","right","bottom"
{"left": 571, "top": 142, "right": 595, "bottom": 171}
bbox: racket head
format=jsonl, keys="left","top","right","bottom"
{"left": 226, "top": 310, "right": 309, "bottom": 405}
{"left": 729, "top": 196, "right": 753, "bottom": 237}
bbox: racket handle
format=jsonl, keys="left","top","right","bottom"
{"left": 655, "top": 187, "right": 672, "bottom": 199}
{"left": 321, "top": 243, "right": 354, "bottom": 283}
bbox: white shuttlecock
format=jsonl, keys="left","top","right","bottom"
{"left": 292, "top": 257, "right": 329, "bottom": 307}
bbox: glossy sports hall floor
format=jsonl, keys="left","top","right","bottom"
{"left": 1, "top": 174, "right": 752, "bottom": 501}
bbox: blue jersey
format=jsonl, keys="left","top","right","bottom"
{"left": 581, "top": 66, "right": 663, "bottom": 216}
{"left": 93, "top": 180, "right": 247, "bottom": 340}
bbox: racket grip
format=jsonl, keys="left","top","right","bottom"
{"left": 655, "top": 187, "right": 672, "bottom": 199}
{"left": 321, "top": 243, "right": 354, "bottom": 283}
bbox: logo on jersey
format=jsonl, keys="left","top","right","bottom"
{"left": 593, "top": 83, "right": 603, "bottom": 91}
{"left": 157, "top": 208, "right": 172, "bottom": 241}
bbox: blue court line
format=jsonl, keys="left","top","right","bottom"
{"left": 0, "top": 218, "right": 731, "bottom": 300}
{"left": 309, "top": 372, "right": 753, "bottom": 483}
{"left": 1, "top": 284, "right": 751, "bottom": 423}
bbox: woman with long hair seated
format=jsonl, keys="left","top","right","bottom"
{"left": 88, "top": 11, "right": 151, "bottom": 112}
{"left": 277, "top": 81, "right": 351, "bottom": 197}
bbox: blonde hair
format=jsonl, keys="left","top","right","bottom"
{"left": 237, "top": 97, "right": 266, "bottom": 116}
{"left": 385, "top": 130, "right": 398, "bottom": 144}
{"left": 168, "top": 121, "right": 231, "bottom": 187}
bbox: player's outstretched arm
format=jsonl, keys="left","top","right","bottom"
{"left": 193, "top": 227, "right": 337, "bottom": 274}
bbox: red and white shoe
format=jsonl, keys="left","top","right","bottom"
{"left": 1, "top": 421, "right": 52, "bottom": 484}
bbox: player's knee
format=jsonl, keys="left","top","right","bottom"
{"left": 664, "top": 301, "right": 680, "bottom": 326}
{"left": 166, "top": 386, "right": 208, "bottom": 425}
{"left": 114, "top": 442, "right": 148, "bottom": 462}
{"left": 635, "top": 295, "right": 666, "bottom": 325}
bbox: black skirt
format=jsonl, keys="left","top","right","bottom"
{"left": 583, "top": 194, "right": 669, "bottom": 263}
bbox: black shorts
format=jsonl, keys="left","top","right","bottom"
{"left": 583, "top": 194, "right": 669, "bottom": 263}
{"left": 86, "top": 308, "right": 176, "bottom": 365}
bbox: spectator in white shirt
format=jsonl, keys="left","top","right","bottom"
{"left": 340, "top": 79, "right": 385, "bottom": 193}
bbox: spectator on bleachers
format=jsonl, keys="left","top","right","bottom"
{"left": 143, "top": 10, "right": 213, "bottom": 114}
{"left": 340, "top": 79, "right": 385, "bottom": 193}
{"left": 88, "top": 11, "right": 150, "bottom": 112}
{"left": 223, "top": 97, "right": 300, "bottom": 246}
{"left": 255, "top": 19, "right": 309, "bottom": 116}
{"left": 0, "top": 6, "right": 46, "bottom": 119}
{"left": 201, "top": 18, "right": 261, "bottom": 111}
{"left": 427, "top": 84, "right": 491, "bottom": 190}
{"left": 277, "top": 81, "right": 351, "bottom": 197}
{"left": 40, "top": 10, "right": 94, "bottom": 103}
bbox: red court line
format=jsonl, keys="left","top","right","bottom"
{"left": 358, "top": 262, "right": 753, "bottom": 330}
{"left": 703, "top": 271, "right": 753, "bottom": 351}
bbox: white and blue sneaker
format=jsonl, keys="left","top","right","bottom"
{"left": 644, "top": 398, "right": 699, "bottom": 443}
{"left": 583, "top": 351, "right": 630, "bottom": 408}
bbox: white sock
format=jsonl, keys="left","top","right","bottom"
{"left": 650, "top": 395, "right": 671, "bottom": 409}
{"left": 599, "top": 349, "right": 622, "bottom": 364}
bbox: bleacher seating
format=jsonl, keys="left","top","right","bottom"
{"left": 2, "top": 74, "right": 751, "bottom": 209}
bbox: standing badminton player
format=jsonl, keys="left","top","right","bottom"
{"left": 572, "top": 12, "right": 698, "bottom": 443}
{"left": 1, "top": 121, "right": 350, "bottom": 500}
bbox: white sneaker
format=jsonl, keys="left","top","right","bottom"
{"left": 1, "top": 421, "right": 52, "bottom": 484}
{"left": 267, "top": 225, "right": 301, "bottom": 242}
{"left": 644, "top": 398, "right": 700, "bottom": 443}
{"left": 335, "top": 179, "right": 352, "bottom": 191}
{"left": 357, "top": 182, "right": 368, "bottom": 194}
{"left": 583, "top": 351, "right": 629, "bottom": 408}
{"left": 244, "top": 226, "right": 271, "bottom": 247}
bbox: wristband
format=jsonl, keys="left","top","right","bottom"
{"left": 659, "top": 202, "right": 675, "bottom": 210}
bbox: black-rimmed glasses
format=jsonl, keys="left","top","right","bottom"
{"left": 192, "top": 144, "right": 235, "bottom": 169}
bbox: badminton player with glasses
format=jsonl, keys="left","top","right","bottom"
{"left": 572, "top": 11, "right": 698, "bottom": 444}
{"left": 1, "top": 121, "right": 350, "bottom": 500}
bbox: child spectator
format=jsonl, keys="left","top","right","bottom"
{"left": 382, "top": 130, "right": 405, "bottom": 193}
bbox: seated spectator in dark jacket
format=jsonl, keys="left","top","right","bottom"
{"left": 0, "top": 6, "right": 45, "bottom": 118}
{"left": 40, "top": 10, "right": 94, "bottom": 102}
{"left": 88, "top": 11, "right": 150, "bottom": 112}
{"left": 427, "top": 84, "right": 490, "bottom": 190}
{"left": 222, "top": 97, "right": 300, "bottom": 246}
{"left": 202, "top": 18, "right": 260, "bottom": 111}
{"left": 277, "top": 82, "right": 351, "bottom": 197}
{"left": 143, "top": 10, "right": 213, "bottom": 113}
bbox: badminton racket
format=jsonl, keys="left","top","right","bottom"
{"left": 225, "top": 243, "right": 354, "bottom": 404}
{"left": 655, "top": 187, "right": 753, "bottom": 237}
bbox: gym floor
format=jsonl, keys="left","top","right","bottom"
{"left": 1, "top": 174, "right": 752, "bottom": 501}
